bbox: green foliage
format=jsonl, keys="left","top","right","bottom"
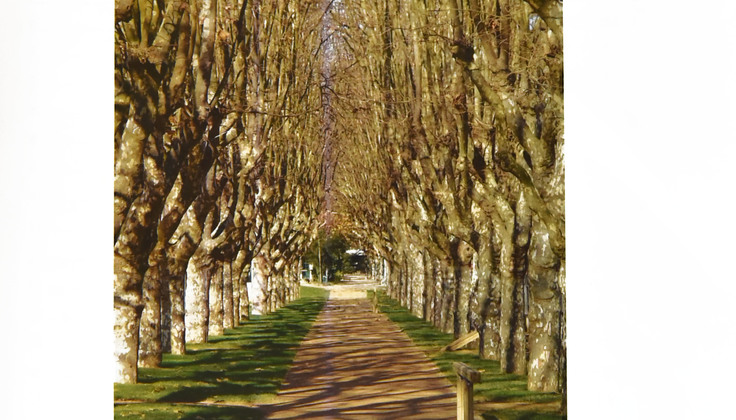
{"left": 369, "top": 290, "right": 565, "bottom": 420}
{"left": 114, "top": 286, "right": 329, "bottom": 419}
{"left": 345, "top": 252, "right": 368, "bottom": 273}
{"left": 302, "top": 229, "right": 365, "bottom": 282}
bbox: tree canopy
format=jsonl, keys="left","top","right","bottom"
{"left": 114, "top": 0, "right": 565, "bottom": 396}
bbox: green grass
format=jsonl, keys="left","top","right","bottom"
{"left": 369, "top": 290, "right": 566, "bottom": 420}
{"left": 114, "top": 286, "right": 329, "bottom": 420}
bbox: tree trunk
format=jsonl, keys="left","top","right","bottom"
{"left": 240, "top": 263, "right": 250, "bottom": 321}
{"left": 208, "top": 262, "right": 224, "bottom": 337}
{"left": 467, "top": 251, "right": 481, "bottom": 350}
{"left": 411, "top": 248, "right": 423, "bottom": 319}
{"left": 249, "top": 254, "right": 269, "bottom": 315}
{"left": 431, "top": 258, "right": 443, "bottom": 329}
{"left": 160, "top": 270, "right": 172, "bottom": 353}
{"left": 387, "top": 259, "right": 398, "bottom": 300}
{"left": 270, "top": 273, "right": 280, "bottom": 312}
{"left": 453, "top": 240, "right": 474, "bottom": 337}
{"left": 113, "top": 178, "right": 168, "bottom": 383}
{"left": 441, "top": 263, "right": 455, "bottom": 335}
{"left": 280, "top": 270, "right": 286, "bottom": 306}
{"left": 267, "top": 273, "right": 275, "bottom": 313}
{"left": 185, "top": 252, "right": 212, "bottom": 343}
{"left": 293, "top": 262, "right": 300, "bottom": 300}
{"left": 382, "top": 258, "right": 389, "bottom": 287}
{"left": 138, "top": 247, "right": 165, "bottom": 367}
{"left": 497, "top": 224, "right": 518, "bottom": 373}
{"left": 526, "top": 218, "right": 562, "bottom": 392}
{"left": 475, "top": 231, "right": 501, "bottom": 360}
{"left": 292, "top": 263, "right": 302, "bottom": 301}
{"left": 169, "top": 272, "right": 186, "bottom": 355}
{"left": 511, "top": 193, "right": 533, "bottom": 374}
{"left": 400, "top": 257, "right": 408, "bottom": 309}
{"left": 422, "top": 252, "right": 434, "bottom": 322}
{"left": 233, "top": 259, "right": 241, "bottom": 324}
{"left": 224, "top": 260, "right": 235, "bottom": 329}
{"left": 560, "top": 261, "right": 567, "bottom": 411}
{"left": 511, "top": 271, "right": 528, "bottom": 374}
{"left": 113, "top": 298, "right": 142, "bottom": 384}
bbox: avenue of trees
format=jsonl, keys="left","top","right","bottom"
{"left": 327, "top": 0, "right": 565, "bottom": 393}
{"left": 114, "top": 0, "right": 565, "bottom": 396}
{"left": 114, "top": 0, "right": 330, "bottom": 383}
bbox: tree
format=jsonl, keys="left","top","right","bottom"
{"left": 115, "top": 0, "right": 327, "bottom": 383}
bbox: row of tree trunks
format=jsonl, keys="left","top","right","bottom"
{"left": 143, "top": 235, "right": 304, "bottom": 362}
{"left": 115, "top": 0, "right": 327, "bottom": 383}
{"left": 381, "top": 227, "right": 560, "bottom": 387}
{"left": 330, "top": 0, "right": 564, "bottom": 395}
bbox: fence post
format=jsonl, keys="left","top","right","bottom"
{"left": 453, "top": 362, "right": 481, "bottom": 420}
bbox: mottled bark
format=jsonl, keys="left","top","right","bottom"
{"left": 249, "top": 254, "right": 269, "bottom": 315}
{"left": 166, "top": 166, "right": 225, "bottom": 348}
{"left": 269, "top": 272, "right": 279, "bottom": 312}
{"left": 467, "top": 252, "right": 481, "bottom": 351}
{"left": 422, "top": 252, "right": 434, "bottom": 322}
{"left": 169, "top": 272, "right": 186, "bottom": 355}
{"left": 559, "top": 262, "right": 567, "bottom": 411}
{"left": 441, "top": 263, "right": 455, "bottom": 335}
{"left": 113, "top": 117, "right": 146, "bottom": 240}
{"left": 114, "top": 0, "right": 326, "bottom": 383}
{"left": 185, "top": 251, "right": 213, "bottom": 343}
{"left": 115, "top": 0, "right": 135, "bottom": 22}
{"left": 453, "top": 240, "right": 474, "bottom": 337}
{"left": 386, "top": 259, "right": 397, "bottom": 300}
{"left": 193, "top": 0, "right": 218, "bottom": 120}
{"left": 240, "top": 263, "right": 250, "bottom": 321}
{"left": 114, "top": 176, "right": 169, "bottom": 383}
{"left": 113, "top": 301, "right": 142, "bottom": 383}
{"left": 410, "top": 246, "right": 425, "bottom": 319}
{"left": 208, "top": 263, "right": 224, "bottom": 337}
{"left": 114, "top": 126, "right": 171, "bottom": 383}
{"left": 223, "top": 260, "right": 235, "bottom": 329}
{"left": 138, "top": 246, "right": 166, "bottom": 367}
{"left": 511, "top": 193, "right": 533, "bottom": 374}
{"left": 230, "top": 250, "right": 249, "bottom": 322}
{"left": 475, "top": 229, "right": 501, "bottom": 360}
{"left": 497, "top": 224, "right": 520, "bottom": 373}
{"left": 524, "top": 0, "right": 563, "bottom": 39}
{"left": 526, "top": 218, "right": 561, "bottom": 392}
{"left": 160, "top": 271, "right": 172, "bottom": 353}
{"left": 291, "top": 263, "right": 300, "bottom": 301}
{"left": 114, "top": 0, "right": 215, "bottom": 383}
{"left": 400, "top": 258, "right": 408, "bottom": 309}
{"left": 432, "top": 258, "right": 444, "bottom": 329}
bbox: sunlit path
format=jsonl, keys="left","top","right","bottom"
{"left": 264, "top": 275, "right": 456, "bottom": 419}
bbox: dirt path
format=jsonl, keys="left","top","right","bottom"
{"left": 263, "top": 275, "right": 456, "bottom": 419}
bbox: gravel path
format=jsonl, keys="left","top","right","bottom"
{"left": 263, "top": 275, "right": 456, "bottom": 419}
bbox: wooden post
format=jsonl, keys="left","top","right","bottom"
{"left": 453, "top": 362, "right": 481, "bottom": 420}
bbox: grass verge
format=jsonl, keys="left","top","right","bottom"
{"left": 114, "top": 285, "right": 329, "bottom": 420}
{"left": 369, "top": 289, "right": 566, "bottom": 420}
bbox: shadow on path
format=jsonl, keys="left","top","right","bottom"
{"left": 263, "top": 275, "right": 456, "bottom": 419}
